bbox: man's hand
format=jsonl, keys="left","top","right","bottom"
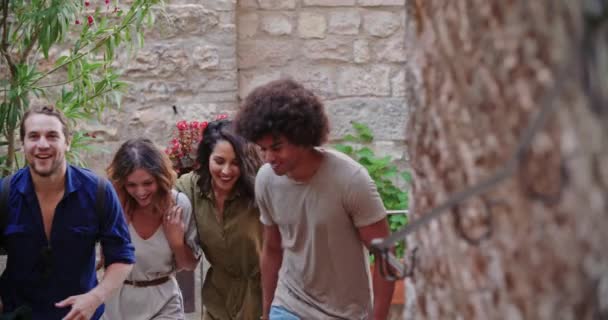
{"left": 163, "top": 205, "right": 185, "bottom": 247}
{"left": 56, "top": 291, "right": 103, "bottom": 320}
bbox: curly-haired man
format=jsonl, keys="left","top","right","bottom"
{"left": 234, "top": 79, "right": 395, "bottom": 320}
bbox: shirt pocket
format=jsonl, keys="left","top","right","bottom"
{"left": 3, "top": 224, "right": 36, "bottom": 252}
{"left": 55, "top": 225, "right": 98, "bottom": 251}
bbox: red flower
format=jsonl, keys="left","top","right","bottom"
{"left": 176, "top": 120, "right": 188, "bottom": 131}
{"left": 75, "top": 19, "right": 81, "bottom": 25}
{"left": 105, "top": 0, "right": 110, "bottom": 4}
{"left": 85, "top": 1, "right": 90, "bottom": 6}
{"left": 189, "top": 121, "right": 199, "bottom": 129}
{"left": 87, "top": 15, "right": 94, "bottom": 25}
{"left": 200, "top": 121, "right": 208, "bottom": 130}
{"left": 216, "top": 114, "right": 228, "bottom": 120}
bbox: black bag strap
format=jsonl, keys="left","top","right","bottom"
{"left": 0, "top": 174, "right": 13, "bottom": 254}
{"left": 0, "top": 175, "right": 12, "bottom": 229}
{"left": 96, "top": 176, "right": 107, "bottom": 235}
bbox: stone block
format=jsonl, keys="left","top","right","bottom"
{"left": 303, "top": 0, "right": 355, "bottom": 6}
{"left": 239, "top": 70, "right": 282, "bottom": 99}
{"left": 238, "top": 40, "right": 296, "bottom": 69}
{"left": 238, "top": 12, "right": 259, "bottom": 39}
{"left": 302, "top": 37, "right": 352, "bottom": 62}
{"left": 260, "top": 13, "right": 293, "bottom": 36}
{"left": 238, "top": 0, "right": 258, "bottom": 8}
{"left": 328, "top": 10, "right": 361, "bottom": 35}
{"left": 192, "top": 45, "right": 221, "bottom": 70}
{"left": 258, "top": 0, "right": 297, "bottom": 9}
{"left": 353, "top": 39, "right": 370, "bottom": 63}
{"left": 358, "top": 0, "right": 404, "bottom": 6}
{"left": 375, "top": 31, "right": 407, "bottom": 62}
{"left": 337, "top": 65, "right": 391, "bottom": 96}
{"left": 200, "top": 71, "right": 238, "bottom": 92}
{"left": 147, "top": 5, "right": 219, "bottom": 39}
{"left": 298, "top": 12, "right": 327, "bottom": 39}
{"left": 325, "top": 98, "right": 409, "bottom": 141}
{"left": 203, "top": 0, "right": 236, "bottom": 11}
{"left": 283, "top": 65, "right": 336, "bottom": 98}
{"left": 362, "top": 10, "right": 400, "bottom": 37}
{"left": 391, "top": 69, "right": 406, "bottom": 97}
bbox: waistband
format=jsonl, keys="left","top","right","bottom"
{"left": 124, "top": 276, "right": 171, "bottom": 287}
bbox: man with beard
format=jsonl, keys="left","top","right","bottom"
{"left": 234, "top": 79, "right": 395, "bottom": 320}
{"left": 0, "top": 105, "right": 135, "bottom": 320}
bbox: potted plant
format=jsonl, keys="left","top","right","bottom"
{"left": 334, "top": 121, "right": 411, "bottom": 305}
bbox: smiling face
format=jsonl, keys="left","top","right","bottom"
{"left": 256, "top": 134, "right": 306, "bottom": 176}
{"left": 125, "top": 168, "right": 159, "bottom": 208}
{"left": 22, "top": 113, "right": 70, "bottom": 178}
{"left": 209, "top": 140, "right": 241, "bottom": 195}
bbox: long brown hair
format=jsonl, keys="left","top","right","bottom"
{"left": 107, "top": 138, "right": 176, "bottom": 217}
{"left": 195, "top": 119, "right": 262, "bottom": 204}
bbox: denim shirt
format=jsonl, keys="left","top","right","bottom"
{"left": 0, "top": 165, "right": 135, "bottom": 320}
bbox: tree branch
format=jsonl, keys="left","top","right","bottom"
{"left": 0, "top": 0, "right": 17, "bottom": 77}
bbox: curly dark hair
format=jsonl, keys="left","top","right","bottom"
{"left": 194, "top": 119, "right": 262, "bottom": 203}
{"left": 234, "top": 79, "right": 330, "bottom": 146}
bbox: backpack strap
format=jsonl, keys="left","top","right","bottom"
{"left": 96, "top": 176, "right": 107, "bottom": 237}
{"left": 0, "top": 174, "right": 14, "bottom": 254}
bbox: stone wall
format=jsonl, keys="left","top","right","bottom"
{"left": 237, "top": 0, "right": 409, "bottom": 162}
{"left": 87, "top": 0, "right": 240, "bottom": 172}
{"left": 83, "top": 0, "right": 410, "bottom": 172}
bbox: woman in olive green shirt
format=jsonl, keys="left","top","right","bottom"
{"left": 176, "top": 119, "right": 263, "bottom": 320}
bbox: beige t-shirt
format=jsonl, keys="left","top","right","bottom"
{"left": 256, "top": 148, "right": 387, "bottom": 320}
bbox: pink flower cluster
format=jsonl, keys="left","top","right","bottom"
{"left": 165, "top": 114, "right": 229, "bottom": 174}
{"left": 75, "top": 0, "right": 118, "bottom": 26}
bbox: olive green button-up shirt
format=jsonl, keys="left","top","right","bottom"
{"left": 176, "top": 172, "right": 262, "bottom": 320}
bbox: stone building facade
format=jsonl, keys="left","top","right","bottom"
{"left": 86, "top": 0, "right": 411, "bottom": 173}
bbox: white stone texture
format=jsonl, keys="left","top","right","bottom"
{"left": 283, "top": 65, "right": 336, "bottom": 98}
{"left": 239, "top": 70, "right": 282, "bottom": 99}
{"left": 147, "top": 5, "right": 219, "bottom": 39}
{"left": 238, "top": 12, "right": 259, "bottom": 39}
{"left": 239, "top": 40, "right": 296, "bottom": 68}
{"left": 303, "top": 0, "right": 355, "bottom": 6}
{"left": 358, "top": 0, "right": 404, "bottom": 6}
{"left": 362, "top": 10, "right": 401, "bottom": 37}
{"left": 260, "top": 13, "right": 293, "bottom": 36}
{"left": 258, "top": 0, "right": 297, "bottom": 10}
{"left": 391, "top": 69, "right": 406, "bottom": 97}
{"left": 238, "top": 0, "right": 258, "bottom": 8}
{"left": 337, "top": 65, "right": 391, "bottom": 96}
{"left": 203, "top": 0, "right": 235, "bottom": 11}
{"left": 325, "top": 98, "right": 408, "bottom": 140}
{"left": 353, "top": 39, "right": 370, "bottom": 63}
{"left": 191, "top": 45, "right": 221, "bottom": 70}
{"left": 375, "top": 31, "right": 407, "bottom": 62}
{"left": 298, "top": 12, "right": 327, "bottom": 39}
{"left": 302, "top": 37, "right": 353, "bottom": 62}
{"left": 328, "top": 10, "right": 361, "bottom": 35}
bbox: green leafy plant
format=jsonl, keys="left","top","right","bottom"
{"left": 334, "top": 121, "right": 411, "bottom": 259}
{"left": 0, "top": 0, "right": 162, "bottom": 175}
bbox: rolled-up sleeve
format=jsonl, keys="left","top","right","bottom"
{"left": 177, "top": 191, "right": 202, "bottom": 260}
{"left": 99, "top": 181, "right": 135, "bottom": 266}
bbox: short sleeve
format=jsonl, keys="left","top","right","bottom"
{"left": 99, "top": 180, "right": 135, "bottom": 266}
{"left": 255, "top": 165, "right": 275, "bottom": 226}
{"left": 176, "top": 191, "right": 202, "bottom": 260}
{"left": 344, "top": 168, "right": 387, "bottom": 227}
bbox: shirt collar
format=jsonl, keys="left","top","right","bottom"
{"left": 202, "top": 187, "right": 240, "bottom": 202}
{"left": 16, "top": 164, "right": 81, "bottom": 196}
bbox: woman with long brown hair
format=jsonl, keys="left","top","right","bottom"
{"left": 103, "top": 138, "right": 201, "bottom": 320}
{"left": 176, "top": 119, "right": 263, "bottom": 320}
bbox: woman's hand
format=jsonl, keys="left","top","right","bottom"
{"left": 163, "top": 205, "right": 185, "bottom": 248}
